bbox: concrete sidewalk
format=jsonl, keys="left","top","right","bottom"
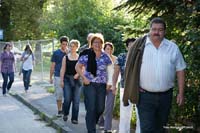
{"left": 0, "top": 93, "right": 56, "bottom": 133}
{"left": 9, "top": 76, "right": 120, "bottom": 133}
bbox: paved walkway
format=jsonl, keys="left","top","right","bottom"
{"left": 8, "top": 76, "right": 120, "bottom": 133}
{"left": 0, "top": 93, "right": 56, "bottom": 133}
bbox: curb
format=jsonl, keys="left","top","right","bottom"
{"left": 10, "top": 93, "right": 71, "bottom": 133}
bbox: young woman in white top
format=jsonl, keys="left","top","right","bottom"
{"left": 21, "top": 44, "right": 35, "bottom": 93}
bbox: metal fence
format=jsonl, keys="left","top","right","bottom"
{"left": 0, "top": 39, "right": 59, "bottom": 83}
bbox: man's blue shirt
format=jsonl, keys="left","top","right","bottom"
{"left": 51, "top": 49, "right": 66, "bottom": 77}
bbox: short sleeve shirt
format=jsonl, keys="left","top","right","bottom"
{"left": 115, "top": 52, "right": 127, "bottom": 88}
{"left": 51, "top": 49, "right": 66, "bottom": 77}
{"left": 140, "top": 37, "right": 186, "bottom": 92}
{"left": 22, "top": 52, "right": 35, "bottom": 71}
{"left": 0, "top": 51, "right": 15, "bottom": 73}
{"left": 78, "top": 52, "right": 112, "bottom": 83}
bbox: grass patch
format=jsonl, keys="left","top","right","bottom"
{"left": 46, "top": 86, "right": 55, "bottom": 93}
{"left": 56, "top": 128, "right": 62, "bottom": 133}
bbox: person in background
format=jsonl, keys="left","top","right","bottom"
{"left": 60, "top": 39, "right": 81, "bottom": 124}
{"left": 0, "top": 43, "right": 15, "bottom": 96}
{"left": 79, "top": 33, "right": 95, "bottom": 90}
{"left": 75, "top": 33, "right": 112, "bottom": 133}
{"left": 124, "top": 17, "right": 186, "bottom": 132}
{"left": 10, "top": 41, "right": 22, "bottom": 56}
{"left": 10, "top": 41, "right": 22, "bottom": 65}
{"left": 98, "top": 42, "right": 117, "bottom": 133}
{"left": 79, "top": 33, "right": 94, "bottom": 53}
{"left": 50, "top": 36, "right": 69, "bottom": 117}
{"left": 111, "top": 38, "right": 140, "bottom": 133}
{"left": 20, "top": 44, "right": 35, "bottom": 93}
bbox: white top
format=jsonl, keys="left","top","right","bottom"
{"left": 22, "top": 53, "right": 34, "bottom": 71}
{"left": 140, "top": 36, "right": 186, "bottom": 92}
{"left": 107, "top": 63, "right": 114, "bottom": 85}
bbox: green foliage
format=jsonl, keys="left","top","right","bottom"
{"left": 46, "top": 86, "right": 55, "bottom": 94}
{"left": 0, "top": 0, "right": 47, "bottom": 41}
{"left": 114, "top": 13, "right": 150, "bottom": 39}
{"left": 41, "top": 0, "right": 128, "bottom": 55}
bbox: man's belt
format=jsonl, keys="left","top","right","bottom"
{"left": 139, "top": 87, "right": 173, "bottom": 95}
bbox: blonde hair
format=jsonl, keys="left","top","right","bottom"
{"left": 69, "top": 39, "right": 80, "bottom": 51}
{"left": 89, "top": 33, "right": 104, "bottom": 48}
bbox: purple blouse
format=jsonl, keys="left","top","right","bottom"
{"left": 0, "top": 51, "right": 15, "bottom": 73}
{"left": 78, "top": 52, "right": 112, "bottom": 83}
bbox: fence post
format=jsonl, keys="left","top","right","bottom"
{"left": 52, "top": 38, "right": 55, "bottom": 53}
{"left": 18, "top": 40, "right": 21, "bottom": 49}
{"left": 40, "top": 42, "right": 44, "bottom": 81}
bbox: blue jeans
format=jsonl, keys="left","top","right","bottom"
{"left": 83, "top": 82, "right": 106, "bottom": 133}
{"left": 22, "top": 69, "right": 32, "bottom": 90}
{"left": 1, "top": 72, "right": 14, "bottom": 94}
{"left": 62, "top": 76, "right": 81, "bottom": 121}
{"left": 137, "top": 89, "right": 173, "bottom": 133}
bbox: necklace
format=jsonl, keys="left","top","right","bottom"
{"left": 69, "top": 53, "right": 78, "bottom": 60}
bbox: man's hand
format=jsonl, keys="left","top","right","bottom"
{"left": 176, "top": 70, "right": 185, "bottom": 106}
{"left": 177, "top": 93, "right": 184, "bottom": 106}
{"left": 60, "top": 80, "right": 64, "bottom": 88}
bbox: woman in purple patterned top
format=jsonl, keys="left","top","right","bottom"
{"left": 0, "top": 43, "right": 15, "bottom": 96}
{"left": 75, "top": 33, "right": 112, "bottom": 133}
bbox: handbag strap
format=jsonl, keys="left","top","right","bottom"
{"left": 22, "top": 53, "right": 31, "bottom": 63}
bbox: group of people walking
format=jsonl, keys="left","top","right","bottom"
{"left": 1, "top": 17, "right": 186, "bottom": 133}
{"left": 0, "top": 42, "right": 34, "bottom": 95}
{"left": 50, "top": 17, "right": 186, "bottom": 133}
{"left": 49, "top": 33, "right": 136, "bottom": 132}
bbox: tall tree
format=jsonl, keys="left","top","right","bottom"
{"left": 0, "top": 0, "right": 47, "bottom": 41}
{"left": 0, "top": 0, "right": 12, "bottom": 41}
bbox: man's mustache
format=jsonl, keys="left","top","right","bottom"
{"left": 153, "top": 34, "right": 160, "bottom": 36}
